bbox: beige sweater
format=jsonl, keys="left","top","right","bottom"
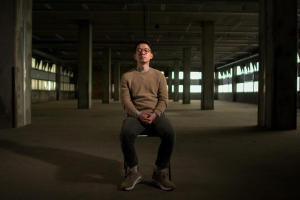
{"left": 120, "top": 67, "right": 168, "bottom": 117}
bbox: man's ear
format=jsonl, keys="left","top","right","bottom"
{"left": 133, "top": 54, "right": 137, "bottom": 60}
{"left": 150, "top": 53, "right": 153, "bottom": 60}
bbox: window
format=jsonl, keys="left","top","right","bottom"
{"left": 191, "top": 72, "right": 201, "bottom": 79}
{"left": 191, "top": 85, "right": 201, "bottom": 92}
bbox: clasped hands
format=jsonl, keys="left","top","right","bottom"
{"left": 138, "top": 112, "right": 157, "bottom": 125}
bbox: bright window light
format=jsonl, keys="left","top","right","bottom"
{"left": 218, "top": 85, "right": 223, "bottom": 93}
{"left": 244, "top": 82, "right": 253, "bottom": 92}
{"left": 237, "top": 66, "right": 243, "bottom": 75}
{"left": 179, "top": 72, "right": 183, "bottom": 79}
{"left": 244, "top": 66, "right": 248, "bottom": 74}
{"left": 254, "top": 81, "right": 258, "bottom": 92}
{"left": 249, "top": 63, "right": 254, "bottom": 73}
{"left": 179, "top": 85, "right": 183, "bottom": 92}
{"left": 191, "top": 72, "right": 201, "bottom": 79}
{"left": 51, "top": 64, "right": 56, "bottom": 73}
{"left": 32, "top": 58, "right": 36, "bottom": 68}
{"left": 228, "top": 84, "right": 232, "bottom": 92}
{"left": 223, "top": 84, "right": 229, "bottom": 93}
{"left": 171, "top": 71, "right": 184, "bottom": 79}
{"left": 39, "top": 61, "right": 43, "bottom": 70}
{"left": 237, "top": 83, "right": 244, "bottom": 92}
{"left": 190, "top": 85, "right": 201, "bottom": 93}
{"left": 218, "top": 72, "right": 223, "bottom": 79}
{"left": 171, "top": 85, "right": 183, "bottom": 92}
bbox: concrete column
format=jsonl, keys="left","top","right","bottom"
{"left": 232, "top": 66, "right": 237, "bottom": 102}
{"left": 297, "top": 62, "right": 300, "bottom": 108}
{"left": 183, "top": 48, "right": 191, "bottom": 104}
{"left": 0, "top": 0, "right": 32, "bottom": 128}
{"left": 173, "top": 60, "right": 180, "bottom": 102}
{"left": 168, "top": 67, "right": 173, "bottom": 100}
{"left": 78, "top": 20, "right": 92, "bottom": 109}
{"left": 102, "top": 47, "right": 111, "bottom": 103}
{"left": 56, "top": 64, "right": 61, "bottom": 100}
{"left": 214, "top": 71, "right": 219, "bottom": 100}
{"left": 258, "top": 0, "right": 297, "bottom": 129}
{"left": 113, "top": 62, "right": 120, "bottom": 101}
{"left": 201, "top": 21, "right": 215, "bottom": 110}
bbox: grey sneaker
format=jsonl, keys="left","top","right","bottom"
{"left": 121, "top": 169, "right": 142, "bottom": 191}
{"left": 152, "top": 169, "right": 175, "bottom": 191}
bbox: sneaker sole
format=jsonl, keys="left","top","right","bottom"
{"left": 123, "top": 176, "right": 142, "bottom": 191}
{"left": 152, "top": 179, "right": 174, "bottom": 191}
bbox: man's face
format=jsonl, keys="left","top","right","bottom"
{"left": 134, "top": 43, "right": 153, "bottom": 64}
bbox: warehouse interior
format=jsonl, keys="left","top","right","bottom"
{"left": 0, "top": 0, "right": 300, "bottom": 199}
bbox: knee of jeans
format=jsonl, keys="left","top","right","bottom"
{"left": 161, "top": 129, "right": 176, "bottom": 140}
{"left": 120, "top": 129, "right": 136, "bottom": 141}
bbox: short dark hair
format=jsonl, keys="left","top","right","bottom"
{"left": 134, "top": 40, "right": 152, "bottom": 52}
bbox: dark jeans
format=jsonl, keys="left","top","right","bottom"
{"left": 120, "top": 113, "right": 176, "bottom": 169}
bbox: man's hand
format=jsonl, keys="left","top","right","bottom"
{"left": 138, "top": 112, "right": 156, "bottom": 125}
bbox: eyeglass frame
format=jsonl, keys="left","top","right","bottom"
{"left": 136, "top": 48, "right": 151, "bottom": 54}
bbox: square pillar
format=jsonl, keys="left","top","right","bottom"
{"left": 173, "top": 60, "right": 180, "bottom": 102}
{"left": 56, "top": 64, "right": 61, "bottom": 100}
{"left": 258, "top": 0, "right": 297, "bottom": 129}
{"left": 0, "top": 0, "right": 32, "bottom": 128}
{"left": 201, "top": 21, "right": 215, "bottom": 110}
{"left": 183, "top": 48, "right": 191, "bottom": 104}
{"left": 78, "top": 20, "right": 92, "bottom": 109}
{"left": 113, "top": 62, "right": 120, "bottom": 101}
{"left": 168, "top": 67, "right": 173, "bottom": 100}
{"left": 102, "top": 47, "right": 111, "bottom": 103}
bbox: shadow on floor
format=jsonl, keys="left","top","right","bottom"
{"left": 0, "top": 139, "right": 124, "bottom": 187}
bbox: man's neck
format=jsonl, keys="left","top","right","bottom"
{"left": 136, "top": 63, "right": 150, "bottom": 71}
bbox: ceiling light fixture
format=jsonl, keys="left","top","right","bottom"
{"left": 186, "top": 22, "right": 192, "bottom": 32}
{"left": 231, "top": 22, "right": 242, "bottom": 31}
{"left": 179, "top": 35, "right": 184, "bottom": 41}
{"left": 198, "top": 5, "right": 203, "bottom": 11}
{"left": 105, "top": 35, "right": 111, "bottom": 40}
{"left": 44, "top": 4, "right": 52, "bottom": 10}
{"left": 55, "top": 34, "right": 64, "bottom": 40}
{"left": 215, "top": 36, "right": 222, "bottom": 43}
{"left": 32, "top": 35, "right": 40, "bottom": 40}
{"left": 82, "top": 4, "right": 89, "bottom": 10}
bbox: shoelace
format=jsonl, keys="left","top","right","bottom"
{"left": 158, "top": 171, "right": 169, "bottom": 179}
{"left": 125, "top": 171, "right": 134, "bottom": 179}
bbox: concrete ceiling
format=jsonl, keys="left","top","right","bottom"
{"left": 31, "top": 0, "right": 299, "bottom": 71}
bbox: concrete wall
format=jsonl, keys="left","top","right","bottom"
{"left": 31, "top": 91, "right": 76, "bottom": 102}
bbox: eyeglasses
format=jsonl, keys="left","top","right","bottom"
{"left": 136, "top": 48, "right": 151, "bottom": 54}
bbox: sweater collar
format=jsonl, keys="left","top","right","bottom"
{"left": 136, "top": 67, "right": 150, "bottom": 73}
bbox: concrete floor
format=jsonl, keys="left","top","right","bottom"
{"left": 0, "top": 100, "right": 299, "bottom": 200}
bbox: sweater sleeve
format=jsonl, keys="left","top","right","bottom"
{"left": 120, "top": 73, "right": 138, "bottom": 117}
{"left": 153, "top": 73, "right": 168, "bottom": 115}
